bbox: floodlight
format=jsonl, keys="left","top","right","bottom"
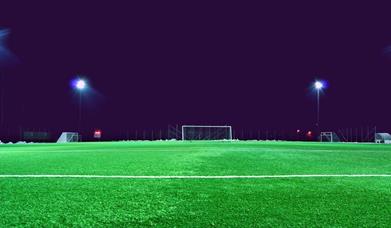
{"left": 75, "top": 79, "right": 86, "bottom": 90}
{"left": 314, "top": 81, "right": 324, "bottom": 90}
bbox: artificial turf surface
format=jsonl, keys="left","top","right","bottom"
{"left": 1, "top": 141, "right": 391, "bottom": 227}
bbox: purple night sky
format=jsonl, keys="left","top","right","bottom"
{"left": 1, "top": 1, "right": 391, "bottom": 140}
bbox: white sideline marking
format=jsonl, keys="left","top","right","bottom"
{"left": 0, "top": 174, "right": 391, "bottom": 179}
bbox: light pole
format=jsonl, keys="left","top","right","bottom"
{"left": 314, "top": 81, "right": 324, "bottom": 132}
{"left": 73, "top": 79, "right": 87, "bottom": 133}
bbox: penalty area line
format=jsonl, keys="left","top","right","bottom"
{"left": 0, "top": 174, "right": 391, "bottom": 179}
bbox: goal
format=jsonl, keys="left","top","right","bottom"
{"left": 57, "top": 132, "right": 80, "bottom": 143}
{"left": 375, "top": 133, "right": 391, "bottom": 144}
{"left": 320, "top": 132, "right": 340, "bottom": 142}
{"left": 181, "top": 125, "right": 232, "bottom": 141}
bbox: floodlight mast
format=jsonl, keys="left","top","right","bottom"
{"left": 314, "top": 81, "right": 324, "bottom": 135}
{"left": 73, "top": 79, "right": 87, "bottom": 134}
{"left": 79, "top": 88, "right": 82, "bottom": 132}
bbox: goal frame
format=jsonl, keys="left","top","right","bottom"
{"left": 57, "top": 132, "right": 80, "bottom": 143}
{"left": 320, "top": 132, "right": 340, "bottom": 142}
{"left": 181, "top": 125, "right": 233, "bottom": 141}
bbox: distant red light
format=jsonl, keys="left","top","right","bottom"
{"left": 307, "top": 131, "right": 312, "bottom": 137}
{"left": 94, "top": 130, "right": 102, "bottom": 139}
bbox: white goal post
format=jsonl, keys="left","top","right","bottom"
{"left": 320, "top": 132, "right": 340, "bottom": 142}
{"left": 181, "top": 125, "right": 233, "bottom": 141}
{"left": 375, "top": 133, "right": 391, "bottom": 144}
{"left": 57, "top": 132, "right": 80, "bottom": 143}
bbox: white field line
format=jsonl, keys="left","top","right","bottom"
{"left": 0, "top": 174, "right": 391, "bottom": 179}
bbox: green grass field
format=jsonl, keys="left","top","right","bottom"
{"left": 1, "top": 141, "right": 391, "bottom": 227}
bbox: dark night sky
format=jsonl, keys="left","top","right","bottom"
{"left": 1, "top": 1, "right": 391, "bottom": 140}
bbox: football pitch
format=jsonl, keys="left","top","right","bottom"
{"left": 1, "top": 141, "right": 391, "bottom": 227}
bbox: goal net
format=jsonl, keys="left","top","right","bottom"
{"left": 182, "top": 125, "right": 232, "bottom": 141}
{"left": 375, "top": 133, "right": 391, "bottom": 144}
{"left": 57, "top": 132, "right": 80, "bottom": 143}
{"left": 320, "top": 132, "right": 340, "bottom": 142}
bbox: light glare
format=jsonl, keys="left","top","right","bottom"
{"left": 314, "top": 81, "right": 324, "bottom": 90}
{"left": 76, "top": 79, "right": 86, "bottom": 90}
